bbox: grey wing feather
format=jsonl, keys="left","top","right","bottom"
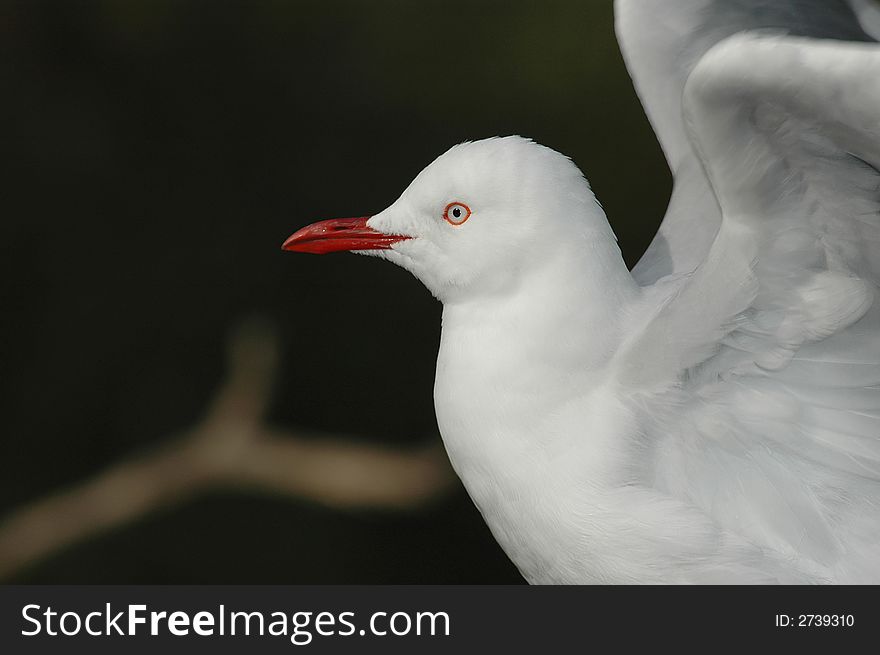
{"left": 615, "top": 0, "right": 875, "bottom": 284}
{"left": 628, "top": 33, "right": 880, "bottom": 581}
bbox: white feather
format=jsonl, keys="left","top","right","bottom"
{"left": 321, "top": 3, "right": 880, "bottom": 583}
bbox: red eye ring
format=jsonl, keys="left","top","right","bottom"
{"left": 443, "top": 202, "right": 471, "bottom": 226}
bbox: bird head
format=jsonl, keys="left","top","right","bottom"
{"left": 283, "top": 136, "right": 612, "bottom": 303}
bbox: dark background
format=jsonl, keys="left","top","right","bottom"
{"left": 0, "top": 0, "right": 669, "bottom": 583}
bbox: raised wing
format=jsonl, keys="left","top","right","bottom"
{"left": 621, "top": 34, "right": 880, "bottom": 580}
{"left": 682, "top": 34, "right": 880, "bottom": 379}
{"left": 615, "top": 0, "right": 875, "bottom": 284}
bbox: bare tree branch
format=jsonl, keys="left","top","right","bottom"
{"left": 0, "top": 317, "right": 455, "bottom": 580}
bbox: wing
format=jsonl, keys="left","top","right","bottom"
{"left": 615, "top": 0, "right": 875, "bottom": 284}
{"left": 620, "top": 34, "right": 880, "bottom": 581}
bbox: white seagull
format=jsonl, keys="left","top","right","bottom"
{"left": 283, "top": 0, "right": 880, "bottom": 583}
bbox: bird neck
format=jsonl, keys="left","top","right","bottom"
{"left": 440, "top": 236, "right": 639, "bottom": 377}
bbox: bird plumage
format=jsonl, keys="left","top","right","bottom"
{"left": 286, "top": 0, "right": 880, "bottom": 583}
{"left": 614, "top": 1, "right": 880, "bottom": 581}
{"left": 626, "top": 32, "right": 880, "bottom": 583}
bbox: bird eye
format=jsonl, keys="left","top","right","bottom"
{"left": 443, "top": 202, "right": 471, "bottom": 226}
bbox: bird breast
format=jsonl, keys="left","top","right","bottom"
{"left": 433, "top": 306, "right": 640, "bottom": 582}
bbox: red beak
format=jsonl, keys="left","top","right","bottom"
{"left": 281, "top": 216, "right": 410, "bottom": 255}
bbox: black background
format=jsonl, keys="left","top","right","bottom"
{"left": 1, "top": 0, "right": 670, "bottom": 583}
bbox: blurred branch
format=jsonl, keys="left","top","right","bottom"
{"left": 0, "top": 318, "right": 455, "bottom": 580}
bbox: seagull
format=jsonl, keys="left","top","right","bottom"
{"left": 282, "top": 0, "right": 880, "bottom": 583}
